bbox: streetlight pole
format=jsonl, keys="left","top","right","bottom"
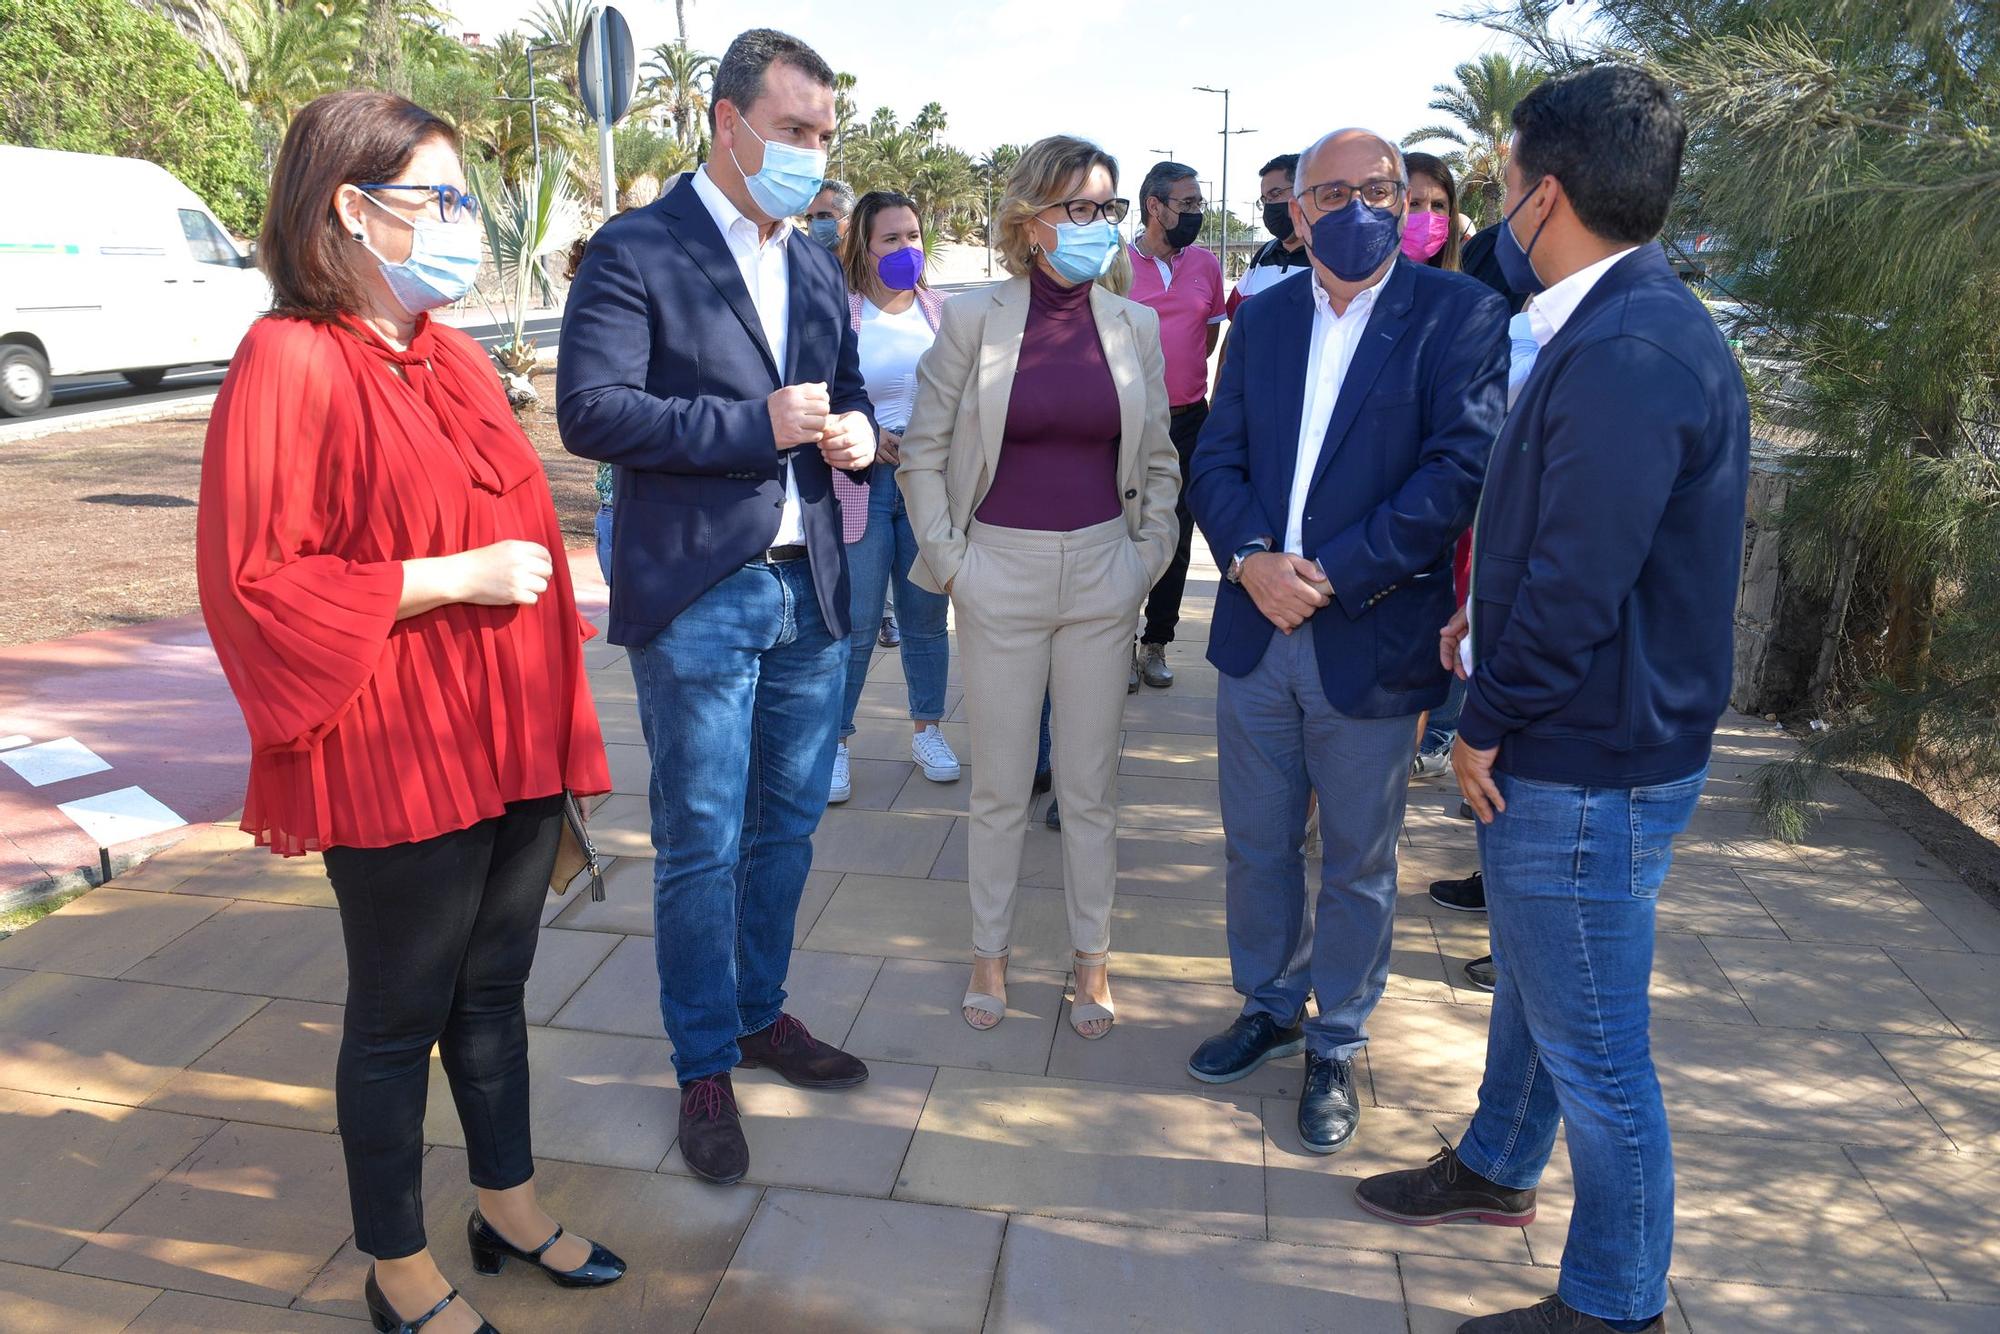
{"left": 500, "top": 41, "right": 559, "bottom": 182}
{"left": 1193, "top": 86, "right": 1230, "bottom": 279}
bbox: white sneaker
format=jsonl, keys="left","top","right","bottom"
{"left": 912, "top": 725, "right": 961, "bottom": 782}
{"left": 829, "top": 742, "right": 852, "bottom": 804}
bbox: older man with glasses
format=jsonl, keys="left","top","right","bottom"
{"left": 1185, "top": 128, "right": 1508, "bottom": 1155}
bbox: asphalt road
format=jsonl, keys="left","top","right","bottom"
{"left": 37, "top": 315, "right": 567, "bottom": 424}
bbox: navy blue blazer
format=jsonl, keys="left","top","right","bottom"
{"left": 1457, "top": 244, "right": 1750, "bottom": 788}
{"left": 1188, "top": 257, "right": 1509, "bottom": 717}
{"left": 556, "top": 175, "right": 873, "bottom": 646}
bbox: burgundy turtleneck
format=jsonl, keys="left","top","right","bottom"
{"left": 974, "top": 264, "right": 1122, "bottom": 531}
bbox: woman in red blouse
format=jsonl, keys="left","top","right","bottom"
{"left": 197, "top": 91, "right": 619, "bottom": 1333}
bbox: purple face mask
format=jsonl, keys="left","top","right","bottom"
{"left": 876, "top": 245, "right": 924, "bottom": 291}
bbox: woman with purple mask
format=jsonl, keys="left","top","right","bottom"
{"left": 827, "top": 191, "right": 959, "bottom": 806}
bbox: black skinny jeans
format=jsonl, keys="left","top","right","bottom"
{"left": 1140, "top": 399, "right": 1209, "bottom": 647}
{"left": 321, "top": 794, "right": 562, "bottom": 1260}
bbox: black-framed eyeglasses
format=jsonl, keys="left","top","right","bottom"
{"left": 1296, "top": 178, "right": 1403, "bottom": 214}
{"left": 1047, "top": 197, "right": 1131, "bottom": 226}
{"left": 357, "top": 183, "right": 482, "bottom": 224}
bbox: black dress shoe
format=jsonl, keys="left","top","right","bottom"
{"left": 1187, "top": 1012, "right": 1306, "bottom": 1084}
{"left": 1354, "top": 1142, "right": 1535, "bottom": 1226}
{"left": 1458, "top": 1294, "right": 1660, "bottom": 1333}
{"left": 364, "top": 1268, "right": 497, "bottom": 1333}
{"left": 678, "top": 1072, "right": 749, "bottom": 1185}
{"left": 467, "top": 1210, "right": 626, "bottom": 1288}
{"left": 1464, "top": 955, "right": 1496, "bottom": 991}
{"left": 736, "top": 1013, "right": 869, "bottom": 1089}
{"left": 1429, "top": 870, "right": 1487, "bottom": 913}
{"left": 878, "top": 615, "right": 900, "bottom": 648}
{"left": 1297, "top": 1052, "right": 1360, "bottom": 1154}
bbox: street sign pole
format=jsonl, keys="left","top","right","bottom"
{"left": 596, "top": 19, "right": 615, "bottom": 219}
{"left": 577, "top": 5, "right": 637, "bottom": 222}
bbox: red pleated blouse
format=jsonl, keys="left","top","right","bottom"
{"left": 196, "top": 313, "right": 609, "bottom": 856}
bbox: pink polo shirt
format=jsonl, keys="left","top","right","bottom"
{"left": 1125, "top": 241, "right": 1225, "bottom": 407}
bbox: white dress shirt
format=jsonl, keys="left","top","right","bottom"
{"left": 692, "top": 165, "right": 804, "bottom": 545}
{"left": 1526, "top": 245, "right": 1638, "bottom": 347}
{"left": 1283, "top": 264, "right": 1394, "bottom": 556}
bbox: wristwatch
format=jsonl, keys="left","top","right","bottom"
{"left": 1226, "top": 539, "right": 1271, "bottom": 584}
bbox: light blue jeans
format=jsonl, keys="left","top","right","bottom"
{"left": 1455, "top": 766, "right": 1706, "bottom": 1323}
{"left": 594, "top": 501, "right": 614, "bottom": 585}
{"left": 625, "top": 558, "right": 846, "bottom": 1082}
{"left": 838, "top": 460, "right": 949, "bottom": 736}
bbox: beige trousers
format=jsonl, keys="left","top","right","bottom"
{"left": 952, "top": 517, "right": 1146, "bottom": 958}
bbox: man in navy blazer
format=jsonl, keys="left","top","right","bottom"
{"left": 557, "top": 28, "right": 876, "bottom": 1189}
{"left": 1184, "top": 129, "right": 1507, "bottom": 1155}
{"left": 1356, "top": 68, "right": 1747, "bottom": 1334}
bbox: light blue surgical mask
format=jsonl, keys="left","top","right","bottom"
{"left": 1043, "top": 218, "right": 1120, "bottom": 285}
{"left": 730, "top": 117, "right": 827, "bottom": 222}
{"left": 808, "top": 216, "right": 842, "bottom": 249}
{"left": 354, "top": 192, "right": 483, "bottom": 314}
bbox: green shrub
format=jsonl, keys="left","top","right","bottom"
{"left": 0, "top": 0, "right": 266, "bottom": 233}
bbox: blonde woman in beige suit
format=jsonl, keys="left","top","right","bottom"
{"left": 898, "top": 135, "right": 1180, "bottom": 1040}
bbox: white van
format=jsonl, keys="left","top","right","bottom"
{"left": 0, "top": 146, "right": 270, "bottom": 417}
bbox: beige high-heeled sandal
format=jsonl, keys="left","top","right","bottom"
{"left": 1069, "top": 950, "right": 1115, "bottom": 1040}
{"left": 962, "top": 950, "right": 1009, "bottom": 1030}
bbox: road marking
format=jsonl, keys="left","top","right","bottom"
{"left": 0, "top": 735, "right": 29, "bottom": 751}
{"left": 57, "top": 785, "right": 183, "bottom": 846}
{"left": 0, "top": 736, "right": 111, "bottom": 787}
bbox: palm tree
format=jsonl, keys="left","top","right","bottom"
{"left": 642, "top": 40, "right": 717, "bottom": 149}
{"left": 226, "top": 0, "right": 365, "bottom": 144}
{"left": 673, "top": 0, "right": 693, "bottom": 45}
{"left": 467, "top": 146, "right": 583, "bottom": 390}
{"left": 1400, "top": 52, "right": 1545, "bottom": 223}
{"left": 136, "top": 0, "right": 245, "bottom": 86}
{"left": 831, "top": 72, "right": 860, "bottom": 177}
{"left": 912, "top": 100, "right": 947, "bottom": 149}
{"left": 526, "top": 0, "right": 594, "bottom": 99}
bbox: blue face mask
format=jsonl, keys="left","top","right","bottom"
{"left": 1043, "top": 218, "right": 1120, "bottom": 285}
{"left": 1306, "top": 196, "right": 1403, "bottom": 281}
{"left": 808, "top": 216, "right": 842, "bottom": 249}
{"left": 730, "top": 117, "right": 827, "bottom": 222}
{"left": 356, "top": 193, "right": 483, "bottom": 314}
{"left": 1496, "top": 178, "right": 1552, "bottom": 296}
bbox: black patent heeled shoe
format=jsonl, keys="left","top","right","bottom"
{"left": 364, "top": 1267, "right": 498, "bottom": 1333}
{"left": 467, "top": 1210, "right": 627, "bottom": 1289}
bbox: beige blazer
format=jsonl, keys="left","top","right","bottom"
{"left": 896, "top": 275, "right": 1182, "bottom": 596}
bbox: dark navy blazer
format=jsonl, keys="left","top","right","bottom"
{"left": 1457, "top": 244, "right": 1750, "bottom": 787}
{"left": 556, "top": 175, "right": 873, "bottom": 646}
{"left": 1188, "top": 257, "right": 1509, "bottom": 718}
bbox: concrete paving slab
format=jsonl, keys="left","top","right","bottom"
{"left": 121, "top": 900, "right": 347, "bottom": 1004}
{"left": 0, "top": 1258, "right": 161, "bottom": 1333}
{"left": 1702, "top": 937, "right": 1958, "bottom": 1036}
{"left": 0, "top": 971, "right": 264, "bottom": 1105}
{"left": 143, "top": 999, "right": 341, "bottom": 1133}
{"left": 843, "top": 956, "right": 1066, "bottom": 1077}
{"left": 0, "top": 887, "right": 222, "bottom": 978}
{"left": 1870, "top": 1035, "right": 2000, "bottom": 1152}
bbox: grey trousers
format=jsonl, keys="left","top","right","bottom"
{"left": 953, "top": 517, "right": 1146, "bottom": 958}
{"left": 1215, "top": 625, "right": 1415, "bottom": 1060}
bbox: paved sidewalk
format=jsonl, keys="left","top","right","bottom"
{"left": 1, "top": 554, "right": 1997, "bottom": 1331}
{"left": 0, "top": 551, "right": 607, "bottom": 900}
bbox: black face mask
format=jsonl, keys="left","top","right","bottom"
{"left": 1161, "top": 207, "right": 1203, "bottom": 249}
{"left": 1263, "top": 200, "right": 1295, "bottom": 242}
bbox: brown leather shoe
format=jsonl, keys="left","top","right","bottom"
{"left": 677, "top": 1073, "right": 748, "bottom": 1185}
{"left": 736, "top": 1013, "right": 870, "bottom": 1089}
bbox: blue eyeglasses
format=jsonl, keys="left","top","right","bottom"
{"left": 357, "top": 183, "right": 482, "bottom": 224}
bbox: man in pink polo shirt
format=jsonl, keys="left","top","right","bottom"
{"left": 1126, "top": 160, "right": 1226, "bottom": 691}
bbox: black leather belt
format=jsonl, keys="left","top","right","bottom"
{"left": 759, "top": 545, "right": 808, "bottom": 564}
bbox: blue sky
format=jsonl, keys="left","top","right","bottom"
{"left": 442, "top": 1, "right": 1595, "bottom": 230}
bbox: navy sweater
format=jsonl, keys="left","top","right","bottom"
{"left": 1457, "top": 244, "right": 1750, "bottom": 788}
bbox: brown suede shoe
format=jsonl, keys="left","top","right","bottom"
{"left": 677, "top": 1072, "right": 748, "bottom": 1185}
{"left": 736, "top": 1013, "right": 869, "bottom": 1089}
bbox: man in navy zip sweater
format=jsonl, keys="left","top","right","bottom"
{"left": 1355, "top": 67, "right": 1749, "bottom": 1334}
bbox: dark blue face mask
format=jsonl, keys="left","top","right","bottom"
{"left": 1496, "top": 177, "right": 1553, "bottom": 296}
{"left": 1307, "top": 196, "right": 1403, "bottom": 281}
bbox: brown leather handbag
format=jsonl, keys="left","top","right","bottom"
{"left": 550, "top": 792, "right": 606, "bottom": 900}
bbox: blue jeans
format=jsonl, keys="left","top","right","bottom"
{"left": 838, "top": 461, "right": 950, "bottom": 736}
{"left": 1036, "top": 693, "right": 1053, "bottom": 774}
{"left": 1455, "top": 766, "right": 1706, "bottom": 1323}
{"left": 1421, "top": 673, "right": 1465, "bottom": 754}
{"left": 594, "top": 502, "right": 614, "bottom": 585}
{"left": 1215, "top": 626, "right": 1415, "bottom": 1060}
{"left": 626, "top": 558, "right": 847, "bottom": 1082}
